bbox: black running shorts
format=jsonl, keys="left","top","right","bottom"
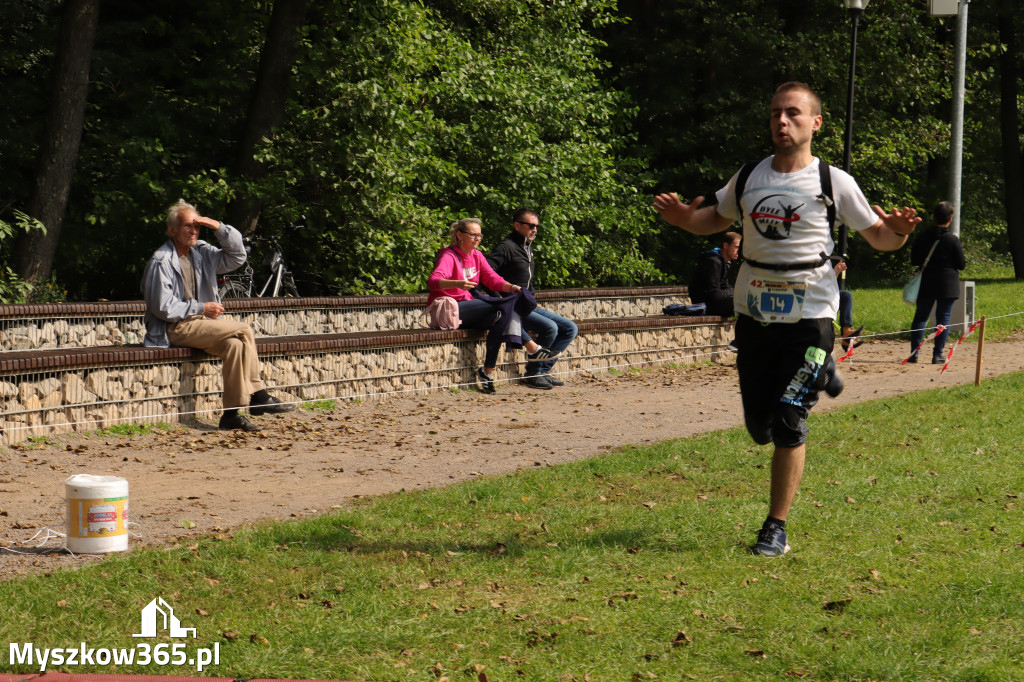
{"left": 734, "top": 315, "right": 836, "bottom": 448}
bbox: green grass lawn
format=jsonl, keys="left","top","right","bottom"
{"left": 848, "top": 264, "right": 1024, "bottom": 343}
{"left": 3, "top": 372, "right": 1024, "bottom": 681}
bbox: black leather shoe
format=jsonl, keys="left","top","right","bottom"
{"left": 249, "top": 395, "right": 295, "bottom": 416}
{"left": 219, "top": 412, "right": 261, "bottom": 432}
{"left": 543, "top": 374, "right": 565, "bottom": 387}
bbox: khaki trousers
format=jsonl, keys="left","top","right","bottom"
{"left": 168, "top": 317, "right": 265, "bottom": 409}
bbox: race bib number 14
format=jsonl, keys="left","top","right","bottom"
{"left": 745, "top": 277, "right": 806, "bottom": 323}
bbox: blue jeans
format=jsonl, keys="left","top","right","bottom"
{"left": 457, "top": 299, "right": 532, "bottom": 368}
{"left": 523, "top": 307, "right": 578, "bottom": 375}
{"left": 910, "top": 294, "right": 955, "bottom": 360}
{"left": 838, "top": 290, "right": 853, "bottom": 328}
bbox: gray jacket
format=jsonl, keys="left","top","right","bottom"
{"left": 141, "top": 223, "right": 246, "bottom": 347}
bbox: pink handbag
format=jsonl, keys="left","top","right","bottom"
{"left": 425, "top": 296, "right": 461, "bottom": 330}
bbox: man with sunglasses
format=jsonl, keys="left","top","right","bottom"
{"left": 486, "top": 208, "right": 578, "bottom": 389}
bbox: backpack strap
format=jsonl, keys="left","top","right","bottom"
{"left": 817, "top": 159, "right": 836, "bottom": 237}
{"left": 734, "top": 160, "right": 759, "bottom": 228}
{"left": 733, "top": 160, "right": 758, "bottom": 262}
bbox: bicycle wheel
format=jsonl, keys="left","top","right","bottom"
{"left": 220, "top": 280, "right": 250, "bottom": 298}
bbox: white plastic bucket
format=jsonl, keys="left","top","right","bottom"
{"left": 64, "top": 474, "right": 130, "bottom": 553}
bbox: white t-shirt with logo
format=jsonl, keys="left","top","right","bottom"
{"left": 715, "top": 156, "right": 878, "bottom": 321}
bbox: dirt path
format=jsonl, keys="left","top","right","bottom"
{"left": 2, "top": 336, "right": 1022, "bottom": 579}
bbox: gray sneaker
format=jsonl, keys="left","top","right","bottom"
{"left": 751, "top": 522, "right": 790, "bottom": 557}
{"left": 522, "top": 375, "right": 553, "bottom": 390}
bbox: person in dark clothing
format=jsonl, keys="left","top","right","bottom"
{"left": 833, "top": 260, "right": 864, "bottom": 352}
{"left": 689, "top": 232, "right": 741, "bottom": 316}
{"left": 487, "top": 209, "right": 578, "bottom": 389}
{"left": 908, "top": 201, "right": 966, "bottom": 363}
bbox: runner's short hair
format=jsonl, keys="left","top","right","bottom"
{"left": 773, "top": 81, "right": 822, "bottom": 116}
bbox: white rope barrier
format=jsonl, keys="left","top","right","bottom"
{"left": 2, "top": 309, "right": 1022, "bottom": 440}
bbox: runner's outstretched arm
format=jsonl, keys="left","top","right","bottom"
{"left": 860, "top": 205, "right": 922, "bottom": 251}
{"left": 654, "top": 193, "right": 734, "bottom": 236}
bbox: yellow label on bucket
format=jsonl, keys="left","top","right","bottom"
{"left": 67, "top": 496, "right": 128, "bottom": 538}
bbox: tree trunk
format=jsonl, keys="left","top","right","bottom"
{"left": 999, "top": 0, "right": 1024, "bottom": 279}
{"left": 12, "top": 0, "right": 100, "bottom": 287}
{"left": 226, "top": 0, "right": 310, "bottom": 235}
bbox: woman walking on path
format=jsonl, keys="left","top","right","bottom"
{"left": 908, "top": 201, "right": 966, "bottom": 364}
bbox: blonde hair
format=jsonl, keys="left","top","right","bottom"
{"left": 166, "top": 199, "right": 197, "bottom": 227}
{"left": 449, "top": 217, "right": 482, "bottom": 246}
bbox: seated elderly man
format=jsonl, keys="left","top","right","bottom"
{"left": 141, "top": 199, "right": 294, "bottom": 432}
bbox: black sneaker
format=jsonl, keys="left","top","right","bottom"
{"left": 527, "top": 347, "right": 561, "bottom": 361}
{"left": 249, "top": 395, "right": 296, "bottom": 416}
{"left": 932, "top": 355, "right": 944, "bottom": 365}
{"left": 751, "top": 522, "right": 790, "bottom": 557}
{"left": 906, "top": 353, "right": 919, "bottom": 364}
{"left": 219, "top": 412, "right": 261, "bottom": 432}
{"left": 543, "top": 374, "right": 565, "bottom": 387}
{"left": 522, "top": 375, "right": 553, "bottom": 390}
{"left": 476, "top": 367, "right": 496, "bottom": 394}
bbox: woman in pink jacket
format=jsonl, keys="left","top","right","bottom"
{"left": 428, "top": 217, "right": 559, "bottom": 393}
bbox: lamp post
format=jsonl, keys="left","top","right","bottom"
{"left": 838, "top": 0, "right": 868, "bottom": 291}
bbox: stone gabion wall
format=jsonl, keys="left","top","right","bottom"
{"left": 0, "top": 294, "right": 689, "bottom": 351}
{"left": 1, "top": 364, "right": 184, "bottom": 443}
{"left": 0, "top": 319, "right": 730, "bottom": 447}
{"left": 0, "top": 318, "right": 146, "bottom": 351}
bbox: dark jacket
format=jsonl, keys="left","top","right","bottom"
{"left": 911, "top": 224, "right": 966, "bottom": 300}
{"left": 471, "top": 288, "right": 538, "bottom": 348}
{"left": 689, "top": 248, "right": 732, "bottom": 304}
{"left": 486, "top": 231, "right": 535, "bottom": 291}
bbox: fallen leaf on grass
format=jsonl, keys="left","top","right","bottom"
{"left": 823, "top": 597, "right": 853, "bottom": 613}
{"left": 671, "top": 630, "right": 692, "bottom": 646}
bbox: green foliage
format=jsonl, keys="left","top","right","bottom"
{"left": 256, "top": 0, "right": 660, "bottom": 294}
{"left": 1, "top": 0, "right": 1022, "bottom": 298}
{"left": 606, "top": 0, "right": 958, "bottom": 282}
{"left": 0, "top": 210, "right": 45, "bottom": 303}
